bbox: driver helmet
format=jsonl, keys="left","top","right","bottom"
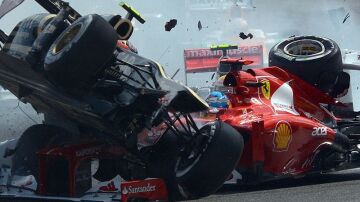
{"left": 206, "top": 91, "right": 229, "bottom": 108}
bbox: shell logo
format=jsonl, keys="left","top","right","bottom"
{"left": 261, "top": 80, "right": 271, "bottom": 100}
{"left": 273, "top": 121, "right": 292, "bottom": 151}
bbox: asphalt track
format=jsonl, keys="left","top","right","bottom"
{"left": 195, "top": 169, "right": 360, "bottom": 202}
{"left": 3, "top": 96, "right": 360, "bottom": 202}
{"left": 0, "top": 95, "right": 43, "bottom": 141}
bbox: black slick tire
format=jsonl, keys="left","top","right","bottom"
{"left": 173, "top": 121, "right": 244, "bottom": 200}
{"left": 44, "top": 14, "right": 118, "bottom": 90}
{"left": 269, "top": 35, "right": 342, "bottom": 89}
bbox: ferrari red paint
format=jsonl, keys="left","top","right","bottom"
{"left": 216, "top": 60, "right": 340, "bottom": 178}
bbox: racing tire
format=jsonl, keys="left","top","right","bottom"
{"left": 44, "top": 14, "right": 118, "bottom": 90}
{"left": 269, "top": 35, "right": 343, "bottom": 90}
{"left": 172, "top": 121, "right": 244, "bottom": 200}
{"left": 11, "top": 124, "right": 73, "bottom": 180}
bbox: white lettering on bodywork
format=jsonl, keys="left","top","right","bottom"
{"left": 122, "top": 183, "right": 156, "bottom": 195}
{"left": 312, "top": 127, "right": 327, "bottom": 136}
{"left": 271, "top": 82, "right": 299, "bottom": 115}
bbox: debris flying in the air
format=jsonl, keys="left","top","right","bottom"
{"left": 198, "top": 20, "right": 202, "bottom": 31}
{"left": 239, "top": 32, "right": 254, "bottom": 40}
{"left": 343, "top": 12, "right": 350, "bottom": 23}
{"left": 165, "top": 19, "right": 177, "bottom": 31}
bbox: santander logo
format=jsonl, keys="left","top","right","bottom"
{"left": 122, "top": 183, "right": 156, "bottom": 195}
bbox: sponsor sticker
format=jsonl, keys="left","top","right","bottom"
{"left": 312, "top": 127, "right": 327, "bottom": 137}
{"left": 261, "top": 80, "right": 271, "bottom": 100}
{"left": 121, "top": 178, "right": 168, "bottom": 202}
{"left": 122, "top": 183, "right": 156, "bottom": 195}
{"left": 273, "top": 121, "right": 292, "bottom": 152}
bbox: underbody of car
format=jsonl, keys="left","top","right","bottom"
{"left": 0, "top": 0, "right": 243, "bottom": 201}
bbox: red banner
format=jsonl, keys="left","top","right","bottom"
{"left": 184, "top": 45, "right": 263, "bottom": 73}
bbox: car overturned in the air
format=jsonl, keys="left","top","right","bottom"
{"left": 0, "top": 0, "right": 244, "bottom": 201}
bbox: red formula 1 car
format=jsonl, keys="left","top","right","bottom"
{"left": 200, "top": 36, "right": 360, "bottom": 185}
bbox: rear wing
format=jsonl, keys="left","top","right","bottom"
{"left": 0, "top": 0, "right": 24, "bottom": 19}
{"left": 0, "top": 0, "right": 80, "bottom": 44}
{"left": 34, "top": 0, "right": 81, "bottom": 22}
{"left": 0, "top": 0, "right": 26, "bottom": 43}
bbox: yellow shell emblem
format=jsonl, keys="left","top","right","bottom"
{"left": 261, "top": 80, "right": 271, "bottom": 100}
{"left": 273, "top": 122, "right": 292, "bottom": 151}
